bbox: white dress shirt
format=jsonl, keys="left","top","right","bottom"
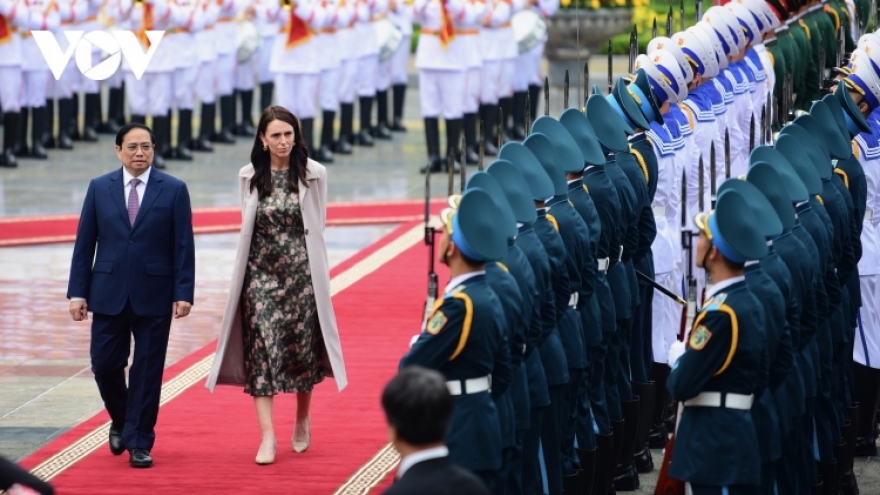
{"left": 444, "top": 270, "right": 485, "bottom": 295}
{"left": 123, "top": 166, "right": 151, "bottom": 207}
{"left": 396, "top": 446, "right": 450, "bottom": 479}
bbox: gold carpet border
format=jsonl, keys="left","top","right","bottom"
{"left": 25, "top": 222, "right": 431, "bottom": 485}
{"left": 332, "top": 443, "right": 400, "bottom": 495}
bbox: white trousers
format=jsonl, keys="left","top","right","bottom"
{"left": 481, "top": 60, "right": 501, "bottom": 105}
{"left": 464, "top": 66, "right": 481, "bottom": 114}
{"left": 390, "top": 35, "right": 410, "bottom": 85}
{"left": 257, "top": 36, "right": 275, "bottom": 84}
{"left": 377, "top": 58, "right": 391, "bottom": 92}
{"left": 21, "top": 70, "right": 49, "bottom": 108}
{"left": 274, "top": 73, "right": 318, "bottom": 118}
{"left": 216, "top": 53, "right": 235, "bottom": 96}
{"left": 338, "top": 57, "right": 358, "bottom": 104}
{"left": 107, "top": 70, "right": 123, "bottom": 90}
{"left": 235, "top": 58, "right": 255, "bottom": 91}
{"left": 855, "top": 274, "right": 880, "bottom": 369}
{"left": 320, "top": 67, "right": 339, "bottom": 112}
{"left": 513, "top": 42, "right": 542, "bottom": 92}
{"left": 173, "top": 66, "right": 197, "bottom": 110}
{"left": 125, "top": 71, "right": 172, "bottom": 116}
{"left": 652, "top": 269, "right": 683, "bottom": 363}
{"left": 196, "top": 60, "right": 216, "bottom": 104}
{"left": 0, "top": 66, "right": 22, "bottom": 112}
{"left": 53, "top": 60, "right": 78, "bottom": 98}
{"left": 419, "top": 69, "right": 464, "bottom": 120}
{"left": 79, "top": 51, "right": 101, "bottom": 94}
{"left": 357, "top": 54, "right": 379, "bottom": 96}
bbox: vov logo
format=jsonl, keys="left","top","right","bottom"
{"left": 32, "top": 30, "right": 165, "bottom": 81}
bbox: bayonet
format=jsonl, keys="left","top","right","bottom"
{"left": 710, "top": 141, "right": 717, "bottom": 208}
{"left": 637, "top": 270, "right": 687, "bottom": 305}
{"left": 818, "top": 30, "right": 826, "bottom": 94}
{"left": 761, "top": 104, "right": 767, "bottom": 146}
{"left": 608, "top": 39, "right": 613, "bottom": 95}
{"left": 544, "top": 76, "right": 550, "bottom": 116}
{"left": 460, "top": 133, "right": 466, "bottom": 194}
{"left": 652, "top": 17, "right": 658, "bottom": 39}
{"left": 447, "top": 153, "right": 454, "bottom": 197}
{"left": 724, "top": 128, "right": 731, "bottom": 180}
{"left": 680, "top": 0, "right": 685, "bottom": 32}
{"left": 667, "top": 6, "right": 673, "bottom": 37}
{"left": 525, "top": 91, "right": 532, "bottom": 135}
{"left": 478, "top": 118, "right": 484, "bottom": 171}
{"left": 698, "top": 154, "right": 705, "bottom": 212}
{"left": 564, "top": 70, "right": 570, "bottom": 109}
{"left": 498, "top": 106, "right": 503, "bottom": 150}
{"left": 696, "top": 0, "right": 703, "bottom": 24}
{"left": 838, "top": 26, "right": 844, "bottom": 73}
{"left": 748, "top": 113, "right": 755, "bottom": 154}
{"left": 628, "top": 26, "right": 637, "bottom": 73}
{"left": 421, "top": 165, "right": 438, "bottom": 327}
{"left": 584, "top": 61, "right": 589, "bottom": 111}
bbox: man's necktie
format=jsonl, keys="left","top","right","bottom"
{"left": 128, "top": 178, "right": 141, "bottom": 227}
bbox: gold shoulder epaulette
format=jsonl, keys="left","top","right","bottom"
{"left": 834, "top": 168, "right": 850, "bottom": 189}
{"left": 546, "top": 213, "right": 559, "bottom": 232}
{"left": 629, "top": 146, "right": 649, "bottom": 183}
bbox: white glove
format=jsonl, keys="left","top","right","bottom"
{"left": 409, "top": 333, "right": 421, "bottom": 348}
{"left": 667, "top": 340, "right": 687, "bottom": 368}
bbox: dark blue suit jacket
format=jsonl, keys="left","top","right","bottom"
{"left": 67, "top": 168, "right": 195, "bottom": 317}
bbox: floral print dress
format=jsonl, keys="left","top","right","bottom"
{"left": 242, "top": 170, "right": 325, "bottom": 396}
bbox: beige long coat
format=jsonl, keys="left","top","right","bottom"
{"left": 206, "top": 160, "right": 348, "bottom": 392}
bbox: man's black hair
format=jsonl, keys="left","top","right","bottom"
{"left": 382, "top": 366, "right": 453, "bottom": 446}
{"left": 115, "top": 123, "right": 156, "bottom": 147}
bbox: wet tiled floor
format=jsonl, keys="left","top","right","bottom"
{"left": 0, "top": 58, "right": 876, "bottom": 493}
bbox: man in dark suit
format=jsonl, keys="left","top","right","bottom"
{"left": 67, "top": 123, "right": 196, "bottom": 469}
{"left": 381, "top": 366, "right": 489, "bottom": 495}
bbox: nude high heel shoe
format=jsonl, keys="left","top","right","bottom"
{"left": 293, "top": 416, "right": 311, "bottom": 453}
{"left": 255, "top": 438, "right": 277, "bottom": 465}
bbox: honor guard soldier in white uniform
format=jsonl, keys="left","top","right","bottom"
{"left": 98, "top": 0, "right": 128, "bottom": 134}
{"left": 232, "top": 4, "right": 258, "bottom": 139}
{"left": 332, "top": 0, "right": 357, "bottom": 154}
{"left": 0, "top": 0, "right": 24, "bottom": 168}
{"left": 212, "top": 0, "right": 245, "bottom": 144}
{"left": 372, "top": 4, "right": 393, "bottom": 141}
{"left": 191, "top": 0, "right": 218, "bottom": 152}
{"left": 459, "top": 0, "right": 484, "bottom": 165}
{"left": 386, "top": 0, "right": 411, "bottom": 132}
{"left": 253, "top": 0, "right": 280, "bottom": 114}
{"left": 73, "top": 0, "right": 105, "bottom": 142}
{"left": 414, "top": 0, "right": 466, "bottom": 173}
{"left": 47, "top": 0, "right": 87, "bottom": 151}
{"left": 314, "top": 0, "right": 354, "bottom": 162}
{"left": 269, "top": 0, "right": 326, "bottom": 154}
{"left": 164, "top": 0, "right": 204, "bottom": 161}
{"left": 510, "top": 0, "right": 557, "bottom": 140}
{"left": 672, "top": 26, "right": 720, "bottom": 307}
{"left": 15, "top": 0, "right": 61, "bottom": 160}
{"left": 478, "top": 0, "right": 516, "bottom": 155}
{"left": 351, "top": 0, "right": 387, "bottom": 146}
{"left": 697, "top": 15, "right": 738, "bottom": 184}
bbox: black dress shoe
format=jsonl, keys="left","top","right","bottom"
{"left": 512, "top": 125, "right": 526, "bottom": 141}
{"left": 57, "top": 132, "right": 74, "bottom": 150}
{"left": 855, "top": 436, "right": 878, "bottom": 457}
{"left": 171, "top": 146, "right": 193, "bottom": 161}
{"left": 333, "top": 139, "right": 353, "bottom": 155}
{"left": 419, "top": 156, "right": 443, "bottom": 174}
{"left": 633, "top": 447, "right": 654, "bottom": 473}
{"left": 355, "top": 129, "right": 374, "bottom": 146}
{"left": 129, "top": 449, "right": 153, "bottom": 468}
{"left": 373, "top": 123, "right": 393, "bottom": 140}
{"left": 211, "top": 129, "right": 236, "bottom": 144}
{"left": 0, "top": 149, "right": 17, "bottom": 168}
{"left": 464, "top": 145, "right": 479, "bottom": 165}
{"left": 483, "top": 140, "right": 498, "bottom": 157}
{"left": 389, "top": 117, "right": 407, "bottom": 132}
{"left": 314, "top": 145, "right": 334, "bottom": 163}
{"left": 82, "top": 126, "right": 99, "bottom": 142}
{"left": 190, "top": 138, "right": 214, "bottom": 152}
{"left": 152, "top": 154, "right": 166, "bottom": 170}
{"left": 647, "top": 423, "right": 669, "bottom": 449}
{"left": 109, "top": 428, "right": 125, "bottom": 456}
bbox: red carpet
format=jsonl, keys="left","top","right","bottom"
{"left": 0, "top": 199, "right": 446, "bottom": 247}
{"left": 20, "top": 220, "right": 450, "bottom": 494}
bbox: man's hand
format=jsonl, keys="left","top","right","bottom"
{"left": 173, "top": 301, "right": 192, "bottom": 319}
{"left": 70, "top": 301, "right": 89, "bottom": 321}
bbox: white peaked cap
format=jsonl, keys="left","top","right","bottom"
{"left": 648, "top": 36, "right": 695, "bottom": 84}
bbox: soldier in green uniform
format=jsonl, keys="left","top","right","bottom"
{"left": 666, "top": 187, "right": 769, "bottom": 495}
{"left": 399, "top": 187, "right": 514, "bottom": 493}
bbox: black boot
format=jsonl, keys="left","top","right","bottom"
{"left": 259, "top": 81, "right": 274, "bottom": 113}
{"left": 633, "top": 382, "right": 655, "bottom": 474}
{"left": 335, "top": 102, "right": 354, "bottom": 154}
{"left": 42, "top": 100, "right": 56, "bottom": 149}
{"left": 192, "top": 103, "right": 214, "bottom": 152}
{"left": 82, "top": 93, "right": 100, "bottom": 141}
{"left": 562, "top": 470, "right": 582, "bottom": 495}
{"left": 30, "top": 106, "right": 48, "bottom": 159}
{"left": 212, "top": 96, "right": 235, "bottom": 143}
{"left": 235, "top": 89, "right": 257, "bottom": 136}
{"left": 841, "top": 404, "right": 860, "bottom": 495}
{"left": 511, "top": 91, "right": 527, "bottom": 140}
{"left": 314, "top": 110, "right": 334, "bottom": 163}
{"left": 499, "top": 96, "right": 514, "bottom": 141}
{"left": 444, "top": 118, "right": 463, "bottom": 172}
{"left": 390, "top": 83, "right": 407, "bottom": 131}
{"left": 576, "top": 448, "right": 597, "bottom": 495}
{"left": 613, "top": 397, "right": 641, "bottom": 491}
{"left": 419, "top": 117, "right": 442, "bottom": 174}
{"left": 528, "top": 84, "right": 541, "bottom": 125}
{"left": 1, "top": 112, "right": 19, "bottom": 168}
{"left": 56, "top": 98, "right": 75, "bottom": 150}
{"left": 594, "top": 433, "right": 615, "bottom": 495}
{"left": 130, "top": 114, "right": 146, "bottom": 125}
{"left": 649, "top": 364, "right": 672, "bottom": 449}
{"left": 115, "top": 84, "right": 127, "bottom": 126}
{"left": 462, "top": 112, "right": 480, "bottom": 164}
{"left": 300, "top": 117, "right": 314, "bottom": 157}
{"left": 70, "top": 93, "right": 82, "bottom": 140}
{"left": 13, "top": 107, "right": 29, "bottom": 157}
{"left": 98, "top": 89, "right": 122, "bottom": 134}
{"left": 356, "top": 96, "right": 374, "bottom": 146}
{"left": 480, "top": 104, "right": 498, "bottom": 156}
{"left": 152, "top": 114, "right": 170, "bottom": 169}
{"left": 373, "top": 90, "right": 392, "bottom": 139}
{"left": 854, "top": 363, "right": 880, "bottom": 457}
{"left": 171, "top": 109, "right": 194, "bottom": 161}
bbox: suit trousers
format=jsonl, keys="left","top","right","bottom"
{"left": 0, "top": 66, "right": 22, "bottom": 113}
{"left": 274, "top": 73, "right": 319, "bottom": 119}
{"left": 91, "top": 300, "right": 172, "bottom": 451}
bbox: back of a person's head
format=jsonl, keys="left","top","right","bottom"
{"left": 381, "top": 366, "right": 453, "bottom": 446}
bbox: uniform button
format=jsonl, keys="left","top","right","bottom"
{"left": 304, "top": 229, "right": 309, "bottom": 235}
{"left": 129, "top": 240, "right": 135, "bottom": 244}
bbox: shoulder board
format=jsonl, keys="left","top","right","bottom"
{"left": 816, "top": 194, "right": 824, "bottom": 206}
{"left": 798, "top": 19, "right": 812, "bottom": 39}
{"left": 825, "top": 5, "right": 840, "bottom": 31}
{"left": 496, "top": 261, "right": 509, "bottom": 273}
{"left": 678, "top": 103, "right": 697, "bottom": 132}
{"left": 546, "top": 213, "right": 559, "bottom": 232}
{"left": 444, "top": 284, "right": 467, "bottom": 298}
{"left": 702, "top": 292, "right": 728, "bottom": 311}
{"left": 833, "top": 168, "right": 850, "bottom": 189}
{"left": 629, "top": 146, "right": 650, "bottom": 183}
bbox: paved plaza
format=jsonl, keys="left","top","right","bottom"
{"left": 0, "top": 57, "right": 877, "bottom": 493}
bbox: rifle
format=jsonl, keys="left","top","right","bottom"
{"left": 696, "top": 0, "right": 703, "bottom": 24}
{"left": 478, "top": 118, "right": 485, "bottom": 171}
{"left": 584, "top": 61, "right": 589, "bottom": 111}
{"left": 636, "top": 270, "right": 687, "bottom": 305}
{"left": 818, "top": 31, "right": 828, "bottom": 95}
{"left": 724, "top": 128, "right": 731, "bottom": 180}
{"left": 667, "top": 7, "right": 673, "bottom": 37}
{"left": 652, "top": 17, "right": 658, "bottom": 40}
{"left": 460, "top": 133, "right": 466, "bottom": 193}
{"left": 628, "top": 25, "right": 637, "bottom": 73}
{"left": 608, "top": 39, "right": 613, "bottom": 95}
{"left": 421, "top": 169, "right": 439, "bottom": 328}
{"left": 679, "top": 0, "right": 685, "bottom": 32}
{"left": 709, "top": 142, "right": 717, "bottom": 208}
{"left": 544, "top": 76, "right": 550, "bottom": 117}
{"left": 498, "top": 106, "right": 504, "bottom": 150}
{"left": 447, "top": 152, "right": 455, "bottom": 197}
{"left": 564, "top": 70, "right": 570, "bottom": 110}
{"left": 748, "top": 113, "right": 755, "bottom": 154}
{"left": 525, "top": 91, "right": 532, "bottom": 135}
